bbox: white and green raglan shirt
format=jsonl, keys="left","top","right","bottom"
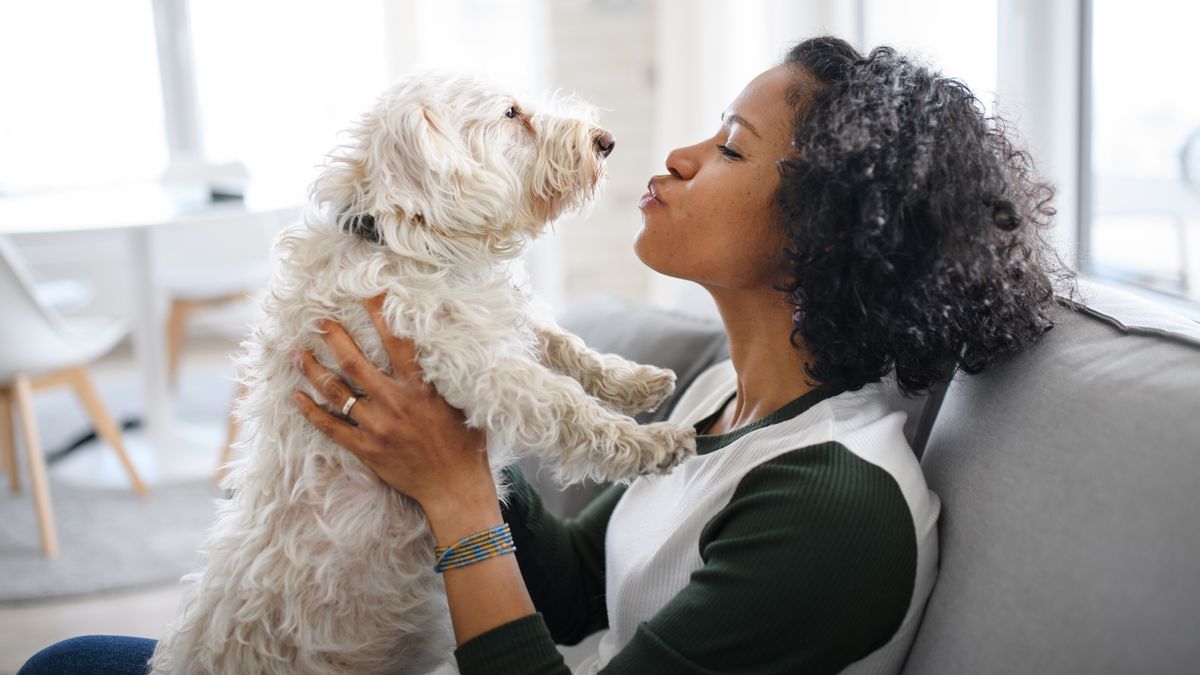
{"left": 455, "top": 359, "right": 941, "bottom": 674}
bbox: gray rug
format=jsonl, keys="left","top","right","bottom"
{"left": 0, "top": 347, "right": 236, "bottom": 604}
{"left": 0, "top": 478, "right": 222, "bottom": 604}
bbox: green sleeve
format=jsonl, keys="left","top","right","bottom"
{"left": 501, "top": 464, "right": 625, "bottom": 643}
{"left": 457, "top": 443, "right": 918, "bottom": 674}
{"left": 454, "top": 613, "right": 572, "bottom": 675}
{"left": 602, "top": 442, "right": 918, "bottom": 674}
{"left": 454, "top": 464, "right": 624, "bottom": 674}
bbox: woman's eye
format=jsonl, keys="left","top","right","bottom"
{"left": 505, "top": 106, "right": 518, "bottom": 119}
{"left": 716, "top": 144, "right": 743, "bottom": 160}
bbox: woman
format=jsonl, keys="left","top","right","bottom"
{"left": 20, "top": 36, "right": 1067, "bottom": 674}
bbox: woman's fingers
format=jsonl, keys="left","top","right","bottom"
{"left": 293, "top": 350, "right": 369, "bottom": 417}
{"left": 290, "top": 313, "right": 491, "bottom": 506}
{"left": 293, "top": 390, "right": 368, "bottom": 457}
{"left": 317, "top": 319, "right": 393, "bottom": 395}
{"left": 363, "top": 295, "right": 423, "bottom": 388}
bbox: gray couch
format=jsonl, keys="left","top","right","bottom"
{"left": 532, "top": 279, "right": 1200, "bottom": 674}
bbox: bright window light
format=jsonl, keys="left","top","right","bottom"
{"left": 1089, "top": 0, "right": 1200, "bottom": 302}
{"left": 862, "top": 0, "right": 998, "bottom": 107}
{"left": 0, "top": 1, "right": 168, "bottom": 194}
{"left": 187, "top": 0, "right": 389, "bottom": 191}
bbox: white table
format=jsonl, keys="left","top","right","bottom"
{"left": 0, "top": 182, "right": 301, "bottom": 486}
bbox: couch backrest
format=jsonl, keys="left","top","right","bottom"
{"left": 901, "top": 281, "right": 1200, "bottom": 674}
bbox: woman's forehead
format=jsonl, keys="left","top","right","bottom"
{"left": 727, "top": 65, "right": 795, "bottom": 141}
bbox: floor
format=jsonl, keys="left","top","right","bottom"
{"left": 0, "top": 583, "right": 183, "bottom": 673}
{"left": 0, "top": 336, "right": 233, "bottom": 673}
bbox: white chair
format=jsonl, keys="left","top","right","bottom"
{"left": 0, "top": 235, "right": 148, "bottom": 557}
{"left": 151, "top": 209, "right": 293, "bottom": 481}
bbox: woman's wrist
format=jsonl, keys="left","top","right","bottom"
{"left": 424, "top": 479, "right": 534, "bottom": 646}
{"left": 422, "top": 482, "right": 505, "bottom": 548}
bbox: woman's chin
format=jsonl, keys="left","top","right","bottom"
{"left": 633, "top": 224, "right": 698, "bottom": 281}
{"left": 632, "top": 229, "right": 659, "bottom": 271}
{"left": 633, "top": 248, "right": 683, "bottom": 282}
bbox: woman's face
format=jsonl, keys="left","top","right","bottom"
{"left": 634, "top": 64, "right": 798, "bottom": 292}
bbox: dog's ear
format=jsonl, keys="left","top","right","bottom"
{"left": 364, "top": 99, "right": 514, "bottom": 236}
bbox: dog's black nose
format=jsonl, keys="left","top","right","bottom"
{"left": 593, "top": 130, "right": 615, "bottom": 158}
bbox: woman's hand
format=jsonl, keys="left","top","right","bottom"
{"left": 293, "top": 296, "right": 537, "bottom": 644}
{"left": 291, "top": 295, "right": 494, "bottom": 521}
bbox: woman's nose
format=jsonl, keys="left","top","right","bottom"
{"left": 665, "top": 145, "right": 699, "bottom": 180}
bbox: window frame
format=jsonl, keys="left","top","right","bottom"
{"left": 1076, "top": 0, "right": 1094, "bottom": 280}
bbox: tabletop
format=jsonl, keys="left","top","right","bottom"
{"left": 0, "top": 181, "right": 303, "bottom": 235}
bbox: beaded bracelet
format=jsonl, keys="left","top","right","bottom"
{"left": 433, "top": 523, "right": 516, "bottom": 573}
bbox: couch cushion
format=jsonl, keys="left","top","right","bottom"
{"left": 902, "top": 281, "right": 1200, "bottom": 674}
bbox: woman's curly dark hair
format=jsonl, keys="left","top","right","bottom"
{"left": 776, "top": 36, "right": 1074, "bottom": 395}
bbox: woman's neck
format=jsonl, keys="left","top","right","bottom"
{"left": 707, "top": 288, "right": 817, "bottom": 434}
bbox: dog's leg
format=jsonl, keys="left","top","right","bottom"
{"left": 533, "top": 322, "right": 676, "bottom": 416}
{"left": 425, "top": 347, "right": 695, "bottom": 484}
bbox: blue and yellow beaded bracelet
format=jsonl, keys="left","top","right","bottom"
{"left": 434, "top": 523, "right": 516, "bottom": 573}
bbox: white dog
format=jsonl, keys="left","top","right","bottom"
{"left": 148, "top": 73, "right": 696, "bottom": 674}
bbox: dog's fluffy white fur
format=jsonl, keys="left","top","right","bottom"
{"left": 148, "top": 73, "right": 696, "bottom": 674}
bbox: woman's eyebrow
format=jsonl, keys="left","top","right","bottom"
{"left": 720, "top": 112, "right": 761, "bottom": 139}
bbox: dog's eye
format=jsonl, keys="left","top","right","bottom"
{"left": 505, "top": 106, "right": 518, "bottom": 120}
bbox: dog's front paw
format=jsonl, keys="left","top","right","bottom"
{"left": 636, "top": 422, "right": 696, "bottom": 474}
{"left": 613, "top": 364, "right": 677, "bottom": 415}
{"left": 587, "top": 421, "right": 694, "bottom": 481}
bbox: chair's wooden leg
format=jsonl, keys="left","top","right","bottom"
{"left": 67, "top": 367, "right": 149, "bottom": 497}
{"left": 216, "top": 382, "right": 247, "bottom": 485}
{"left": 166, "top": 298, "right": 191, "bottom": 390}
{"left": 0, "top": 386, "right": 18, "bottom": 493}
{"left": 13, "top": 374, "right": 59, "bottom": 557}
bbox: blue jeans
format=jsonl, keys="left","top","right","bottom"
{"left": 18, "top": 635, "right": 156, "bottom": 675}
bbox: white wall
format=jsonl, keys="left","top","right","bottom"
{"left": 543, "top": 0, "right": 657, "bottom": 306}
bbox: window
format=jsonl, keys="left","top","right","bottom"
{"left": 411, "top": 0, "right": 551, "bottom": 92}
{"left": 862, "top": 0, "right": 998, "bottom": 107}
{"left": 0, "top": 1, "right": 168, "bottom": 194}
{"left": 187, "top": 0, "right": 389, "bottom": 189}
{"left": 186, "top": 0, "right": 551, "bottom": 191}
{"left": 1083, "top": 0, "right": 1200, "bottom": 305}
